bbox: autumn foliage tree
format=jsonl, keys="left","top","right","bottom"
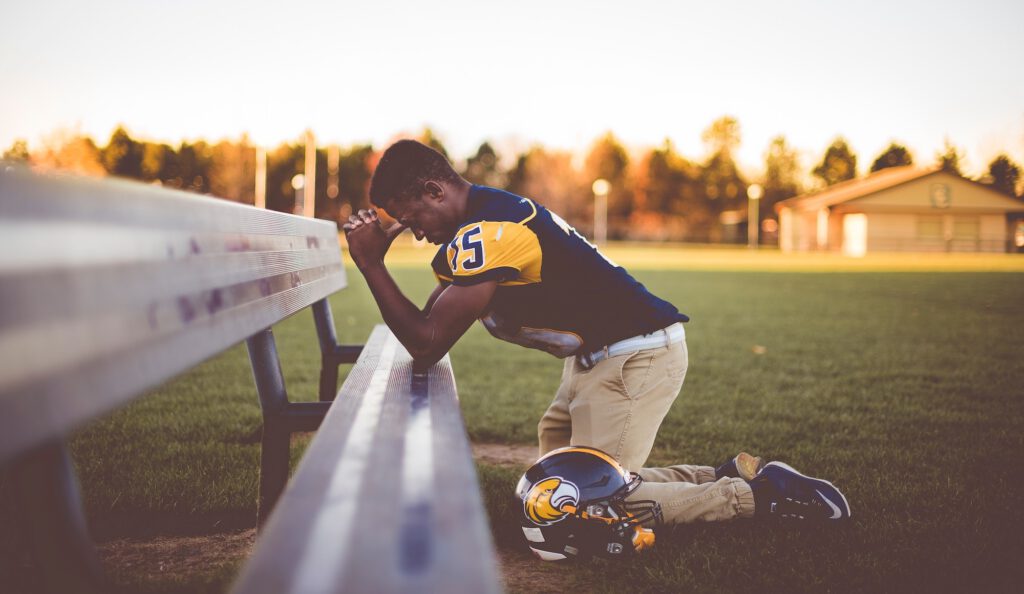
{"left": 2, "top": 139, "right": 29, "bottom": 162}
{"left": 985, "top": 154, "right": 1021, "bottom": 198}
{"left": 507, "top": 146, "right": 587, "bottom": 229}
{"left": 633, "top": 140, "right": 700, "bottom": 240}
{"left": 335, "top": 144, "right": 375, "bottom": 213}
{"left": 209, "top": 136, "right": 256, "bottom": 203}
{"left": 813, "top": 138, "right": 858, "bottom": 187}
{"left": 102, "top": 126, "right": 144, "bottom": 178}
{"left": 140, "top": 142, "right": 177, "bottom": 183}
{"left": 12, "top": 122, "right": 1018, "bottom": 240}
{"left": 584, "top": 132, "right": 634, "bottom": 237}
{"left": 935, "top": 138, "right": 965, "bottom": 175}
{"left": 462, "top": 142, "right": 506, "bottom": 188}
{"left": 32, "top": 129, "right": 105, "bottom": 176}
{"left": 870, "top": 142, "right": 914, "bottom": 172}
{"left": 698, "top": 116, "right": 747, "bottom": 241}
{"left": 761, "top": 135, "right": 802, "bottom": 218}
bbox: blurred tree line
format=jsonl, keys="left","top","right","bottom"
{"left": 3, "top": 121, "right": 1022, "bottom": 243}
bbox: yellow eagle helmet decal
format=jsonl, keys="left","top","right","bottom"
{"left": 524, "top": 476, "right": 580, "bottom": 526}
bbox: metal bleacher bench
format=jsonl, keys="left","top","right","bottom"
{"left": 0, "top": 168, "right": 500, "bottom": 594}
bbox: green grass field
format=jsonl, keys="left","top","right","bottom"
{"left": 50, "top": 247, "right": 1024, "bottom": 592}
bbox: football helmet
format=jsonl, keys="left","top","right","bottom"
{"left": 515, "top": 446, "right": 662, "bottom": 561}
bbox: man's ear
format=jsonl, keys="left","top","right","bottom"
{"left": 423, "top": 180, "right": 444, "bottom": 201}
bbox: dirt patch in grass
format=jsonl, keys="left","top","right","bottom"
{"left": 95, "top": 442, "right": 550, "bottom": 592}
{"left": 472, "top": 441, "right": 538, "bottom": 468}
{"left": 98, "top": 529, "right": 584, "bottom": 594}
{"left": 496, "top": 547, "right": 591, "bottom": 593}
{"left": 98, "top": 529, "right": 255, "bottom": 580}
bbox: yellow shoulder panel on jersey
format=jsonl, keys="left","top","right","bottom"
{"left": 446, "top": 221, "right": 541, "bottom": 285}
{"left": 518, "top": 199, "right": 538, "bottom": 224}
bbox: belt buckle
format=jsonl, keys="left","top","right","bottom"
{"left": 578, "top": 346, "right": 607, "bottom": 370}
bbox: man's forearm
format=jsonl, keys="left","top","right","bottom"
{"left": 359, "top": 262, "right": 437, "bottom": 359}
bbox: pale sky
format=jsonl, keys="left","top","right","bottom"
{"left": 1, "top": 0, "right": 1022, "bottom": 177}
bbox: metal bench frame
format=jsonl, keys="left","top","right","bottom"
{"left": 248, "top": 300, "right": 362, "bottom": 528}
{"left": 0, "top": 168, "right": 499, "bottom": 594}
{"left": 8, "top": 300, "right": 357, "bottom": 592}
{"left": 234, "top": 327, "right": 500, "bottom": 594}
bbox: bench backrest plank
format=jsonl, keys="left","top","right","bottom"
{"left": 0, "top": 169, "right": 345, "bottom": 464}
{"left": 232, "top": 326, "right": 502, "bottom": 594}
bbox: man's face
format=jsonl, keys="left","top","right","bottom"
{"left": 382, "top": 193, "right": 456, "bottom": 245}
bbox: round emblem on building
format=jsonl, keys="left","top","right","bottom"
{"left": 929, "top": 183, "right": 951, "bottom": 208}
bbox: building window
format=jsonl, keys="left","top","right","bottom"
{"left": 916, "top": 215, "right": 943, "bottom": 239}
{"left": 953, "top": 217, "right": 979, "bottom": 239}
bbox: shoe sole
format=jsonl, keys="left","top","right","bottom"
{"left": 762, "top": 461, "right": 852, "bottom": 519}
{"left": 735, "top": 452, "right": 764, "bottom": 481}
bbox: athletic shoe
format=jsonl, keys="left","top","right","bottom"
{"left": 749, "top": 461, "right": 851, "bottom": 521}
{"left": 715, "top": 452, "right": 765, "bottom": 481}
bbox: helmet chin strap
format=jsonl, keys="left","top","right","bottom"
{"left": 563, "top": 473, "right": 665, "bottom": 529}
{"left": 606, "top": 514, "right": 657, "bottom": 555}
{"left": 623, "top": 499, "right": 664, "bottom": 527}
{"left": 631, "top": 525, "right": 656, "bottom": 552}
{"left": 560, "top": 503, "right": 616, "bottom": 524}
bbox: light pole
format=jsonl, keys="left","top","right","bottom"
{"left": 291, "top": 174, "right": 305, "bottom": 215}
{"left": 327, "top": 144, "right": 340, "bottom": 200}
{"left": 303, "top": 129, "right": 316, "bottom": 218}
{"left": 592, "top": 178, "right": 610, "bottom": 246}
{"left": 254, "top": 146, "right": 266, "bottom": 209}
{"left": 747, "top": 183, "right": 763, "bottom": 249}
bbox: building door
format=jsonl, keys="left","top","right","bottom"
{"left": 915, "top": 215, "right": 944, "bottom": 251}
{"left": 843, "top": 214, "right": 867, "bottom": 257}
{"left": 951, "top": 216, "right": 980, "bottom": 252}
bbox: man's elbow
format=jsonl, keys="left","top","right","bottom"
{"left": 407, "top": 341, "right": 446, "bottom": 364}
{"left": 409, "top": 348, "right": 446, "bottom": 371}
{"left": 401, "top": 324, "right": 451, "bottom": 368}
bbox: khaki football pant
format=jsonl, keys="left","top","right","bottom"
{"left": 537, "top": 338, "right": 755, "bottom": 523}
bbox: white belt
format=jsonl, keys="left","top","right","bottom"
{"left": 576, "top": 323, "right": 685, "bottom": 369}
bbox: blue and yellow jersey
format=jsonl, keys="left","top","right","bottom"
{"left": 431, "top": 186, "right": 688, "bottom": 358}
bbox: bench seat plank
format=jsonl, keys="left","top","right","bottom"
{"left": 232, "top": 325, "right": 501, "bottom": 594}
{"left": 0, "top": 169, "right": 345, "bottom": 464}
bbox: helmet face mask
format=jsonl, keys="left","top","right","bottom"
{"left": 516, "top": 446, "right": 662, "bottom": 561}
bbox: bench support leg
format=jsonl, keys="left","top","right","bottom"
{"left": 247, "top": 303, "right": 366, "bottom": 529}
{"left": 10, "top": 439, "right": 104, "bottom": 594}
{"left": 256, "top": 420, "right": 290, "bottom": 530}
{"left": 246, "top": 329, "right": 292, "bottom": 529}
{"left": 312, "top": 298, "right": 362, "bottom": 402}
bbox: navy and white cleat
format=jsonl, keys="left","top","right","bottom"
{"left": 751, "top": 461, "right": 851, "bottom": 521}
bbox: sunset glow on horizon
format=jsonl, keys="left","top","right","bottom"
{"left": 2, "top": 0, "right": 1022, "bottom": 177}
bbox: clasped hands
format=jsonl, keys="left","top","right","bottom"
{"left": 342, "top": 209, "right": 406, "bottom": 270}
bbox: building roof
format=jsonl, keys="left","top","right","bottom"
{"left": 777, "top": 166, "right": 1024, "bottom": 214}
{"left": 775, "top": 166, "right": 939, "bottom": 213}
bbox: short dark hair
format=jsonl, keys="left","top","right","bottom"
{"left": 369, "top": 140, "right": 460, "bottom": 207}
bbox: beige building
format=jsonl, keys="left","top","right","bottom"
{"left": 776, "top": 167, "right": 1024, "bottom": 255}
